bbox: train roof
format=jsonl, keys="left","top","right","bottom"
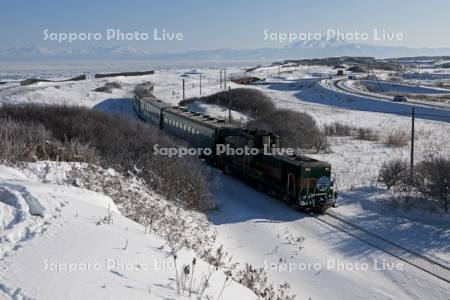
{"left": 141, "top": 96, "right": 173, "bottom": 109}
{"left": 134, "top": 83, "right": 155, "bottom": 98}
{"left": 271, "top": 154, "right": 331, "bottom": 168}
{"left": 134, "top": 83, "right": 237, "bottom": 129}
{"left": 134, "top": 84, "right": 173, "bottom": 109}
{"left": 164, "top": 106, "right": 237, "bottom": 129}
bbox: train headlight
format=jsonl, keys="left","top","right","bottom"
{"left": 317, "top": 176, "right": 330, "bottom": 191}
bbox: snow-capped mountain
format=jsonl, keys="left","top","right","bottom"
{"left": 0, "top": 46, "right": 56, "bottom": 59}
{"left": 1, "top": 41, "right": 449, "bottom": 62}
{"left": 59, "top": 45, "right": 151, "bottom": 58}
{"left": 280, "top": 37, "right": 367, "bottom": 58}
{"left": 283, "top": 38, "right": 450, "bottom": 59}
{"left": 0, "top": 45, "right": 151, "bottom": 61}
{"left": 287, "top": 37, "right": 350, "bottom": 49}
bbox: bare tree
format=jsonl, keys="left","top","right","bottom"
{"left": 414, "top": 155, "right": 450, "bottom": 213}
{"left": 378, "top": 159, "right": 409, "bottom": 191}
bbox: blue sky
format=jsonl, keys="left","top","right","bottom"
{"left": 1, "top": 0, "right": 449, "bottom": 52}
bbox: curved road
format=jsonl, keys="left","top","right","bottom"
{"left": 335, "top": 79, "right": 450, "bottom": 111}
{"left": 319, "top": 78, "right": 450, "bottom": 123}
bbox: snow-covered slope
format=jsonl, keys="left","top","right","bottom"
{"left": 0, "top": 164, "right": 255, "bottom": 299}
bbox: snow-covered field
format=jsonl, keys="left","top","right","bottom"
{"left": 1, "top": 62, "right": 449, "bottom": 299}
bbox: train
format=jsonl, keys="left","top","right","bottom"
{"left": 133, "top": 82, "right": 336, "bottom": 212}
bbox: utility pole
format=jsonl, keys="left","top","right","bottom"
{"left": 199, "top": 75, "right": 202, "bottom": 96}
{"left": 367, "top": 62, "right": 370, "bottom": 79}
{"left": 219, "top": 69, "right": 222, "bottom": 89}
{"left": 182, "top": 78, "right": 185, "bottom": 101}
{"left": 410, "top": 107, "right": 415, "bottom": 182}
{"left": 223, "top": 69, "right": 227, "bottom": 89}
{"left": 369, "top": 65, "right": 384, "bottom": 92}
{"left": 228, "top": 86, "right": 231, "bottom": 123}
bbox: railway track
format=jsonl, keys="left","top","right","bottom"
{"left": 310, "top": 211, "right": 450, "bottom": 284}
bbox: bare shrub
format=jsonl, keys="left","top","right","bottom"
{"left": 0, "top": 118, "right": 99, "bottom": 164}
{"left": 414, "top": 156, "right": 450, "bottom": 213}
{"left": 379, "top": 156, "right": 450, "bottom": 213}
{"left": 184, "top": 90, "right": 327, "bottom": 152}
{"left": 323, "top": 122, "right": 354, "bottom": 136}
{"left": 93, "top": 82, "right": 122, "bottom": 93}
{"left": 385, "top": 131, "right": 409, "bottom": 147}
{"left": 159, "top": 212, "right": 189, "bottom": 295}
{"left": 64, "top": 138, "right": 99, "bottom": 162}
{"left": 247, "top": 109, "right": 328, "bottom": 152}
{"left": 356, "top": 127, "right": 379, "bottom": 141}
{"left": 0, "top": 104, "right": 213, "bottom": 211}
{"left": 323, "top": 123, "right": 383, "bottom": 143}
{"left": 97, "top": 203, "right": 114, "bottom": 225}
{"left": 0, "top": 118, "right": 51, "bottom": 163}
{"left": 234, "top": 264, "right": 295, "bottom": 300}
{"left": 378, "top": 159, "right": 409, "bottom": 191}
{"left": 181, "top": 88, "right": 275, "bottom": 118}
{"left": 196, "top": 245, "right": 231, "bottom": 297}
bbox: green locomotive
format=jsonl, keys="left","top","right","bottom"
{"left": 133, "top": 83, "right": 336, "bottom": 211}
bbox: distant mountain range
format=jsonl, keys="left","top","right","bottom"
{"left": 1, "top": 39, "right": 450, "bottom": 62}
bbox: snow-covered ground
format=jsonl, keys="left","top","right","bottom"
{"left": 209, "top": 169, "right": 450, "bottom": 299}
{"left": 1, "top": 63, "right": 449, "bottom": 299}
{"left": 0, "top": 163, "right": 255, "bottom": 299}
